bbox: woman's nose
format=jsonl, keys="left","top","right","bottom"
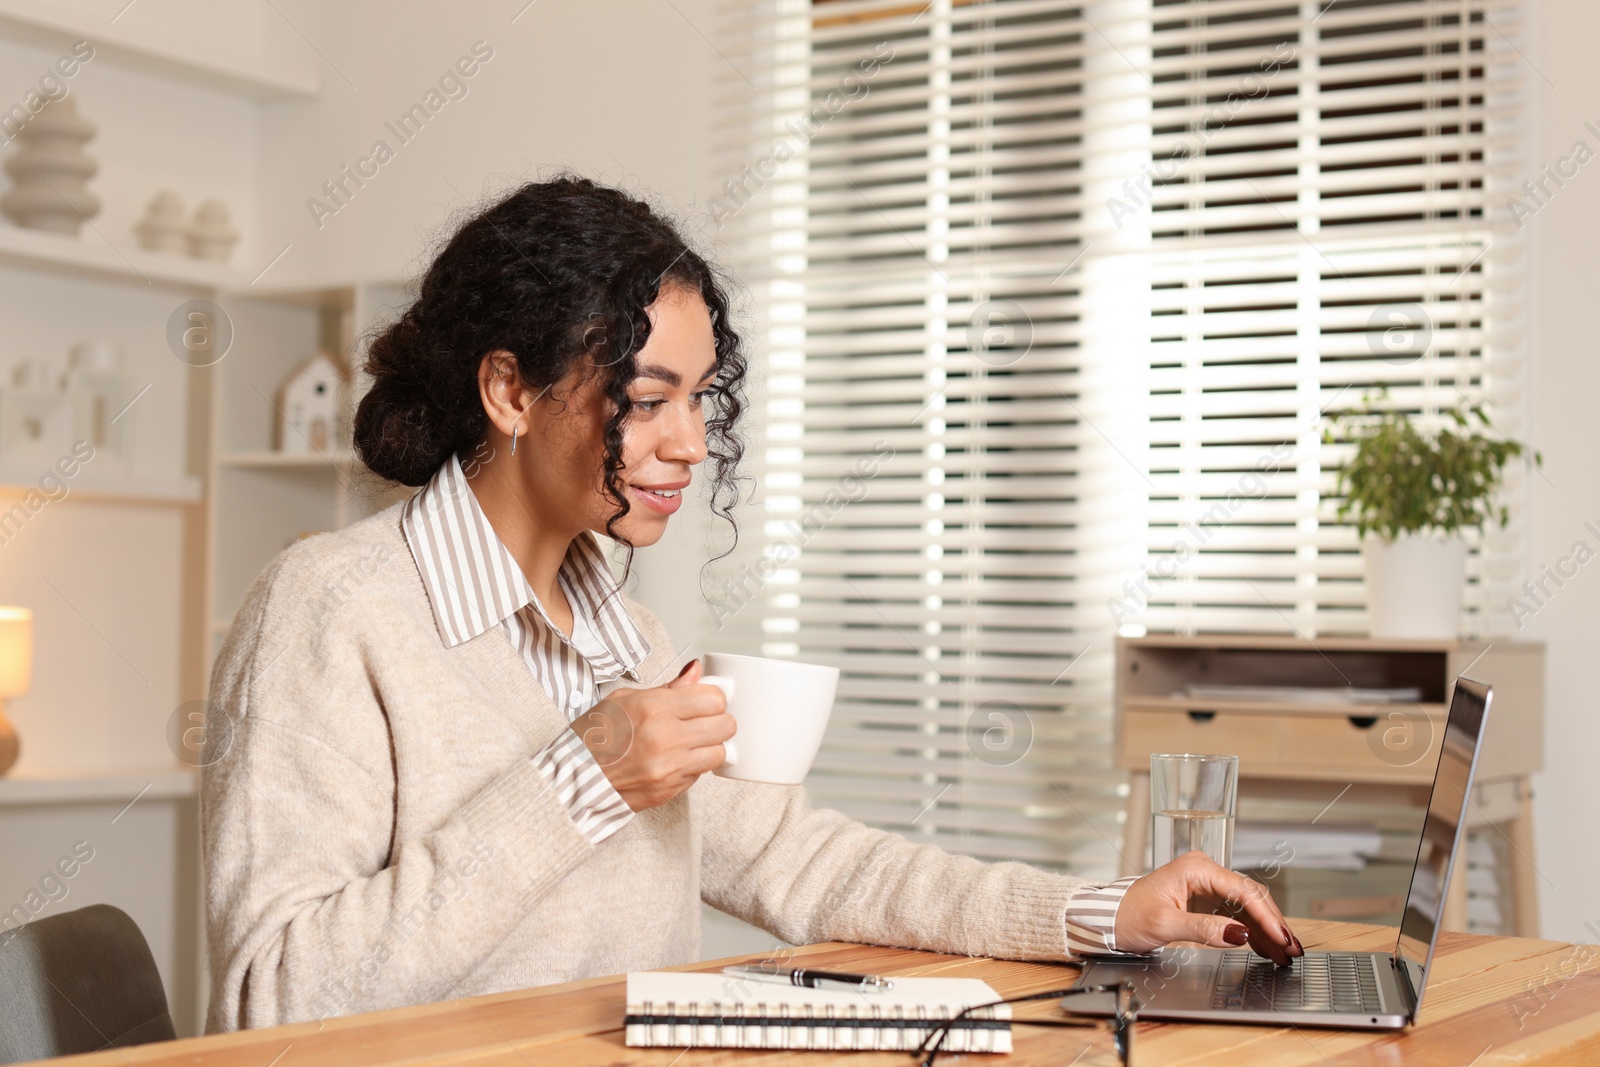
{"left": 661, "top": 403, "right": 708, "bottom": 464}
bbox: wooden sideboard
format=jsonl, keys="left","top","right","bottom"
{"left": 1114, "top": 634, "right": 1544, "bottom": 936}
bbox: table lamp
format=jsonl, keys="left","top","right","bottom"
{"left": 0, "top": 606, "right": 33, "bottom": 775}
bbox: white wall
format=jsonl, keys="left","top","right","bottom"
{"left": 253, "top": 0, "right": 722, "bottom": 288}
{"left": 1519, "top": 1, "right": 1600, "bottom": 945}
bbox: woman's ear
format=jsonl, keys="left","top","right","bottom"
{"left": 478, "top": 350, "right": 545, "bottom": 438}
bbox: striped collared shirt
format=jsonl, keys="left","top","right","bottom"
{"left": 400, "top": 450, "right": 650, "bottom": 845}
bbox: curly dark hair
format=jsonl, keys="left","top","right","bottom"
{"left": 353, "top": 174, "right": 748, "bottom": 556}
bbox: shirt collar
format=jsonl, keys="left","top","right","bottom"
{"left": 400, "top": 451, "right": 651, "bottom": 675}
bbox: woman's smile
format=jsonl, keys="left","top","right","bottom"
{"left": 629, "top": 480, "right": 688, "bottom": 516}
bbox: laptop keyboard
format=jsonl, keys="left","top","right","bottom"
{"left": 1210, "top": 951, "right": 1384, "bottom": 1013}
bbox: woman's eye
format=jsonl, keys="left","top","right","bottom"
{"left": 632, "top": 397, "right": 666, "bottom": 413}
{"left": 690, "top": 389, "right": 713, "bottom": 407}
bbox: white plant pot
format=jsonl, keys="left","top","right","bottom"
{"left": 1363, "top": 534, "right": 1467, "bottom": 639}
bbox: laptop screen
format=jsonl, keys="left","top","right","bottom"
{"left": 1393, "top": 676, "right": 1491, "bottom": 1010}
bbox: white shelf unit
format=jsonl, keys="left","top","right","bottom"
{"left": 0, "top": 221, "right": 217, "bottom": 506}
{"left": 0, "top": 10, "right": 330, "bottom": 1040}
{"left": 0, "top": 205, "right": 415, "bottom": 660}
{"left": 202, "top": 280, "right": 417, "bottom": 672}
{"left": 0, "top": 0, "right": 320, "bottom": 508}
{"left": 0, "top": 5, "right": 318, "bottom": 101}
{"left": 0, "top": 764, "right": 196, "bottom": 806}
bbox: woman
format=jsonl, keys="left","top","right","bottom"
{"left": 200, "top": 176, "right": 1300, "bottom": 1034}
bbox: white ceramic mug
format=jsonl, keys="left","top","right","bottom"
{"left": 700, "top": 652, "right": 839, "bottom": 785}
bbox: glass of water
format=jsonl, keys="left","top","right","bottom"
{"left": 1150, "top": 753, "right": 1238, "bottom": 870}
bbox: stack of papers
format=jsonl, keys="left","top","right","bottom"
{"left": 1232, "top": 821, "right": 1385, "bottom": 871}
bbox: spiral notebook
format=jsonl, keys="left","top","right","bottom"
{"left": 623, "top": 970, "right": 1012, "bottom": 1052}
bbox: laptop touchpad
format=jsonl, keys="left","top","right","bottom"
{"left": 1083, "top": 949, "right": 1218, "bottom": 1003}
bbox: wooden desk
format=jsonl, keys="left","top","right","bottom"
{"left": 32, "top": 919, "right": 1600, "bottom": 1066}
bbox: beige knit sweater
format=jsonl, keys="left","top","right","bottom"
{"left": 200, "top": 500, "right": 1104, "bottom": 1033}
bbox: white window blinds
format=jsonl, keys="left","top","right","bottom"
{"left": 711, "top": 0, "right": 1528, "bottom": 877}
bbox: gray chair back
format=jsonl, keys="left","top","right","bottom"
{"left": 0, "top": 903, "right": 176, "bottom": 1063}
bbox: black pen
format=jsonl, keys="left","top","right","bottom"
{"left": 721, "top": 962, "right": 893, "bottom": 992}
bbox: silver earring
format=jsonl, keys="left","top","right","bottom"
{"left": 510, "top": 426, "right": 518, "bottom": 456}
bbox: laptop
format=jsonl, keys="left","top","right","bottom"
{"left": 1073, "top": 675, "right": 1492, "bottom": 1029}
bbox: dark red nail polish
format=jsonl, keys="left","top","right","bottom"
{"left": 1224, "top": 923, "right": 1250, "bottom": 945}
{"left": 1281, "top": 924, "right": 1293, "bottom": 944}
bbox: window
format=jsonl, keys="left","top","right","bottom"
{"left": 712, "top": 0, "right": 1528, "bottom": 877}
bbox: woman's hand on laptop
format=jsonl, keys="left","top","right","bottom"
{"left": 1113, "top": 850, "right": 1304, "bottom": 965}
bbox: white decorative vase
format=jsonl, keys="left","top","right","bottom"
{"left": 0, "top": 97, "right": 100, "bottom": 234}
{"left": 1363, "top": 533, "right": 1467, "bottom": 639}
{"left": 135, "top": 190, "right": 189, "bottom": 254}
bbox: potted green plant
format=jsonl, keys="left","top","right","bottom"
{"left": 1324, "top": 396, "right": 1540, "bottom": 639}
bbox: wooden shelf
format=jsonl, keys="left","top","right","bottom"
{"left": 0, "top": 765, "right": 196, "bottom": 807}
{"left": 1124, "top": 695, "right": 1449, "bottom": 719}
{"left": 1125, "top": 632, "right": 1486, "bottom": 653}
{"left": 0, "top": 223, "right": 258, "bottom": 293}
{"left": 0, "top": 465, "right": 201, "bottom": 503}
{"left": 0, "top": 7, "right": 318, "bottom": 101}
{"left": 227, "top": 276, "right": 409, "bottom": 304}
{"left": 217, "top": 450, "right": 363, "bottom": 469}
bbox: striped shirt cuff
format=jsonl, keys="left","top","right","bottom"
{"left": 1065, "top": 876, "right": 1142, "bottom": 956}
{"left": 529, "top": 727, "right": 636, "bottom": 845}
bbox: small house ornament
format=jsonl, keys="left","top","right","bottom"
{"left": 66, "top": 339, "right": 132, "bottom": 465}
{"left": 278, "top": 351, "right": 348, "bottom": 455}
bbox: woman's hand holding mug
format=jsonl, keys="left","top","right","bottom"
{"left": 573, "top": 659, "right": 735, "bottom": 812}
